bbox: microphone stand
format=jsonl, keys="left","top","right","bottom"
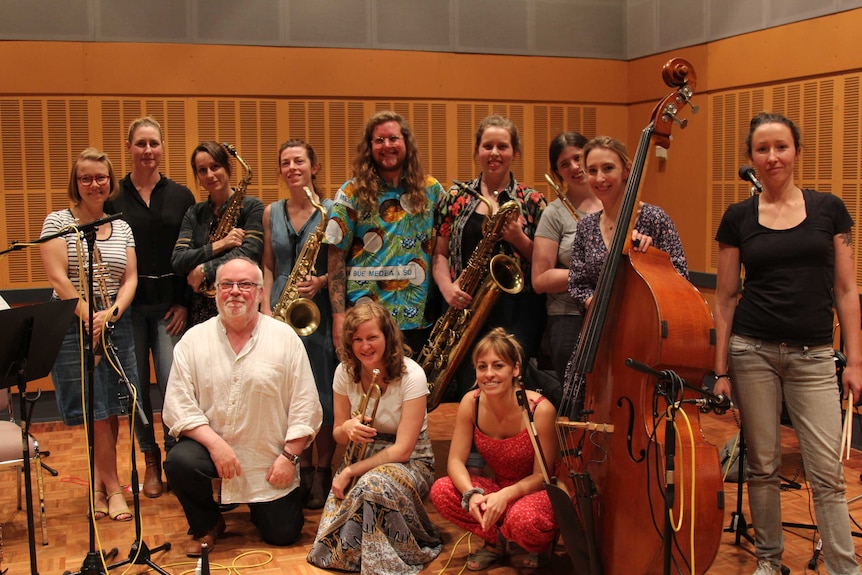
{"left": 0, "top": 216, "right": 125, "bottom": 575}
{"left": 101, "top": 339, "right": 171, "bottom": 575}
{"left": 624, "top": 359, "right": 730, "bottom": 575}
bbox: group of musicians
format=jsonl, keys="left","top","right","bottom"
{"left": 30, "top": 108, "right": 862, "bottom": 575}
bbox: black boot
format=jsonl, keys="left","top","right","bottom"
{"left": 298, "top": 466, "right": 314, "bottom": 505}
{"left": 306, "top": 467, "right": 332, "bottom": 509}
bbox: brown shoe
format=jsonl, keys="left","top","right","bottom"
{"left": 143, "top": 449, "right": 164, "bottom": 498}
{"left": 186, "top": 516, "right": 226, "bottom": 558}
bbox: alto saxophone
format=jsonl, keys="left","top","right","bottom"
{"left": 200, "top": 143, "right": 253, "bottom": 297}
{"left": 418, "top": 183, "right": 524, "bottom": 411}
{"left": 271, "top": 187, "right": 326, "bottom": 336}
{"left": 342, "top": 368, "right": 381, "bottom": 495}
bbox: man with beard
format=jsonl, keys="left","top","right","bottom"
{"left": 162, "top": 256, "right": 322, "bottom": 556}
{"left": 325, "top": 110, "right": 445, "bottom": 353}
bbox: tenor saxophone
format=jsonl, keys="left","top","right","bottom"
{"left": 342, "top": 368, "right": 381, "bottom": 495}
{"left": 200, "top": 143, "right": 253, "bottom": 297}
{"left": 271, "top": 187, "right": 326, "bottom": 336}
{"left": 417, "top": 183, "right": 524, "bottom": 411}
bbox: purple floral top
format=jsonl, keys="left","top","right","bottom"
{"left": 568, "top": 203, "right": 688, "bottom": 308}
{"left": 435, "top": 173, "right": 546, "bottom": 287}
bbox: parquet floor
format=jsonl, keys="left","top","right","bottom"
{"left": 3, "top": 403, "right": 862, "bottom": 575}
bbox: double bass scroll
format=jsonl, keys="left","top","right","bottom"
{"left": 552, "top": 57, "right": 723, "bottom": 575}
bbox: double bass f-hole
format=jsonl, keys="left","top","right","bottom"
{"left": 616, "top": 396, "right": 646, "bottom": 463}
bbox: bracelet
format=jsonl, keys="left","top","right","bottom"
{"left": 281, "top": 449, "right": 300, "bottom": 466}
{"left": 461, "top": 487, "right": 485, "bottom": 511}
{"left": 714, "top": 373, "right": 731, "bottom": 381}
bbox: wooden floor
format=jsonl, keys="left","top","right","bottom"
{"left": 3, "top": 403, "right": 862, "bottom": 575}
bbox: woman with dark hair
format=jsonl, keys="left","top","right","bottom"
{"left": 40, "top": 147, "right": 139, "bottom": 521}
{"left": 106, "top": 116, "right": 196, "bottom": 498}
{"left": 171, "top": 141, "right": 264, "bottom": 326}
{"left": 532, "top": 132, "right": 601, "bottom": 405}
{"left": 307, "top": 302, "right": 441, "bottom": 575}
{"left": 430, "top": 327, "right": 558, "bottom": 570}
{"left": 713, "top": 113, "right": 862, "bottom": 575}
{"left": 262, "top": 139, "right": 336, "bottom": 509}
{"left": 432, "top": 114, "right": 546, "bottom": 401}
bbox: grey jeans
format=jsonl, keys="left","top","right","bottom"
{"left": 729, "top": 334, "right": 860, "bottom": 575}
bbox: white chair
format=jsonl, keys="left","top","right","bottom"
{"left": 0, "top": 388, "right": 50, "bottom": 545}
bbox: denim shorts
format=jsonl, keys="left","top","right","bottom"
{"left": 51, "top": 311, "right": 140, "bottom": 426}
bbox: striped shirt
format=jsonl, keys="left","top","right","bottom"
{"left": 40, "top": 209, "right": 135, "bottom": 300}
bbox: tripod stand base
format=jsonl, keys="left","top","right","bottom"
{"left": 107, "top": 540, "right": 172, "bottom": 575}
{"left": 63, "top": 548, "right": 119, "bottom": 575}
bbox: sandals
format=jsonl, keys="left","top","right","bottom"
{"left": 523, "top": 551, "right": 551, "bottom": 569}
{"left": 466, "top": 544, "right": 504, "bottom": 571}
{"left": 107, "top": 490, "right": 133, "bottom": 522}
{"left": 90, "top": 490, "right": 108, "bottom": 521}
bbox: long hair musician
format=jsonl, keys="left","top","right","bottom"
{"left": 307, "top": 302, "right": 442, "bottom": 575}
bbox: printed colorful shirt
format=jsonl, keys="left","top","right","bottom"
{"left": 324, "top": 176, "right": 443, "bottom": 330}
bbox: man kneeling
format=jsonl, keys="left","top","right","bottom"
{"left": 163, "top": 256, "right": 322, "bottom": 556}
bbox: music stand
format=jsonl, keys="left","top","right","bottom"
{"left": 0, "top": 299, "right": 78, "bottom": 575}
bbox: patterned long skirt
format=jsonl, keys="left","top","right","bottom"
{"left": 307, "top": 432, "right": 442, "bottom": 575}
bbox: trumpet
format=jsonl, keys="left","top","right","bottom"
{"left": 342, "top": 368, "right": 381, "bottom": 495}
{"left": 544, "top": 173, "right": 580, "bottom": 222}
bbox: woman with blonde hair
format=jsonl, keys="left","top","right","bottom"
{"left": 40, "top": 147, "right": 139, "bottom": 521}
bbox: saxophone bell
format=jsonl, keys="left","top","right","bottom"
{"left": 272, "top": 187, "right": 325, "bottom": 335}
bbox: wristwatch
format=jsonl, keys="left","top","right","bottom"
{"left": 281, "top": 449, "right": 300, "bottom": 466}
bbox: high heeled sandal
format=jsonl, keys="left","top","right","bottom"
{"left": 466, "top": 544, "right": 504, "bottom": 571}
{"left": 89, "top": 489, "right": 108, "bottom": 520}
{"left": 107, "top": 490, "right": 132, "bottom": 522}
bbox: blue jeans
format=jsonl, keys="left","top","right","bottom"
{"left": 729, "top": 334, "right": 860, "bottom": 575}
{"left": 132, "top": 304, "right": 180, "bottom": 453}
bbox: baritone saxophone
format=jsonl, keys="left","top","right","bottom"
{"left": 417, "top": 182, "right": 524, "bottom": 411}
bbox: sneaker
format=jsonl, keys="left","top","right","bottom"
{"left": 753, "top": 560, "right": 780, "bottom": 575}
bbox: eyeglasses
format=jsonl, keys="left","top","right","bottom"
{"left": 372, "top": 135, "right": 402, "bottom": 146}
{"left": 216, "top": 281, "right": 261, "bottom": 293}
{"left": 77, "top": 174, "right": 110, "bottom": 186}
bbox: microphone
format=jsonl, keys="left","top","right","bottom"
{"left": 738, "top": 165, "right": 762, "bottom": 195}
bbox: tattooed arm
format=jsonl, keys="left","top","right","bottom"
{"left": 328, "top": 245, "right": 347, "bottom": 349}
{"left": 834, "top": 229, "right": 862, "bottom": 400}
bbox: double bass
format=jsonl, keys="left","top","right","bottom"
{"left": 551, "top": 59, "right": 724, "bottom": 575}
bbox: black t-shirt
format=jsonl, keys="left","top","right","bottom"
{"left": 715, "top": 189, "right": 853, "bottom": 345}
{"left": 106, "top": 174, "right": 196, "bottom": 308}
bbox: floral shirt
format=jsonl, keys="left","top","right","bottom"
{"left": 434, "top": 173, "right": 546, "bottom": 289}
{"left": 568, "top": 203, "right": 688, "bottom": 308}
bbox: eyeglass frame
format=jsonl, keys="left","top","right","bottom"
{"left": 77, "top": 174, "right": 110, "bottom": 186}
{"left": 371, "top": 135, "right": 403, "bottom": 146}
{"left": 216, "top": 281, "right": 262, "bottom": 293}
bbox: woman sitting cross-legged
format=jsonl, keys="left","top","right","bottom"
{"left": 430, "top": 327, "right": 559, "bottom": 570}
{"left": 307, "top": 302, "right": 442, "bottom": 575}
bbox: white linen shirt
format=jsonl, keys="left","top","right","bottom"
{"left": 163, "top": 313, "right": 322, "bottom": 504}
